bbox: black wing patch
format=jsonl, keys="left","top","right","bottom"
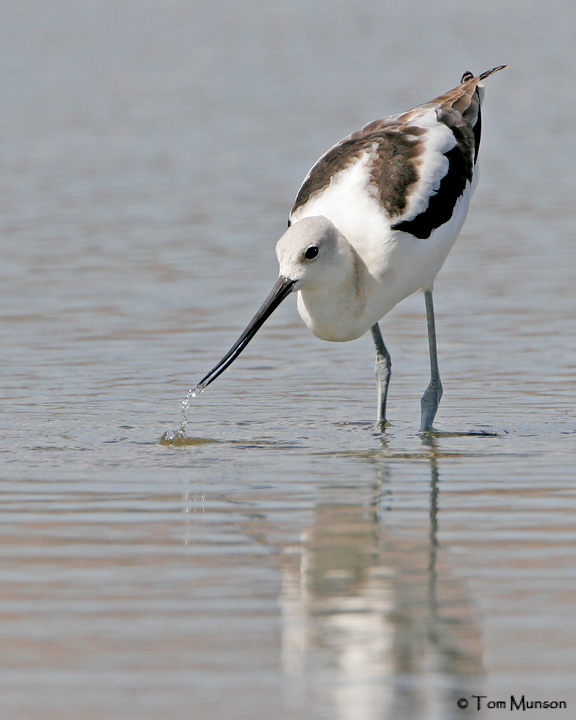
{"left": 391, "top": 122, "right": 475, "bottom": 239}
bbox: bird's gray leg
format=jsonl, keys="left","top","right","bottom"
{"left": 370, "top": 323, "right": 391, "bottom": 428}
{"left": 420, "top": 289, "right": 443, "bottom": 432}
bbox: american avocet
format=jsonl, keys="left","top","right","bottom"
{"left": 195, "top": 67, "right": 506, "bottom": 431}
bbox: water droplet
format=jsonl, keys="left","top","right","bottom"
{"left": 180, "top": 386, "right": 201, "bottom": 432}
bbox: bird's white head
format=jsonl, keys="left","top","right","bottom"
{"left": 275, "top": 216, "right": 351, "bottom": 290}
{"left": 275, "top": 215, "right": 373, "bottom": 342}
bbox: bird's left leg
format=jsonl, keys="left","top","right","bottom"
{"left": 370, "top": 323, "right": 391, "bottom": 428}
{"left": 420, "top": 288, "right": 443, "bottom": 432}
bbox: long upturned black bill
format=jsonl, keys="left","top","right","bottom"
{"left": 196, "top": 275, "right": 296, "bottom": 391}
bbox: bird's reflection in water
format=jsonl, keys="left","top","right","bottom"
{"left": 281, "top": 438, "right": 484, "bottom": 720}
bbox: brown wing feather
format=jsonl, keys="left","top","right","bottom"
{"left": 290, "top": 67, "right": 506, "bottom": 237}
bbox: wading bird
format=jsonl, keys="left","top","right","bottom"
{"left": 195, "top": 66, "right": 505, "bottom": 431}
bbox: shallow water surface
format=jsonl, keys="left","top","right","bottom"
{"left": 1, "top": 1, "right": 576, "bottom": 719}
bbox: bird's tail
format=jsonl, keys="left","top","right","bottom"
{"left": 461, "top": 65, "right": 508, "bottom": 85}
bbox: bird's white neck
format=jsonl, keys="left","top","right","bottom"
{"left": 296, "top": 248, "right": 380, "bottom": 342}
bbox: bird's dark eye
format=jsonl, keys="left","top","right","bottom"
{"left": 304, "top": 245, "right": 319, "bottom": 260}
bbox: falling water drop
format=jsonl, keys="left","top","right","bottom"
{"left": 180, "top": 385, "right": 204, "bottom": 432}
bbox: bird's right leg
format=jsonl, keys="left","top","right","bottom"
{"left": 420, "top": 288, "right": 443, "bottom": 432}
{"left": 370, "top": 323, "right": 391, "bottom": 428}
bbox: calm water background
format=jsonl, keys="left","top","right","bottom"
{"left": 1, "top": 1, "right": 575, "bottom": 719}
